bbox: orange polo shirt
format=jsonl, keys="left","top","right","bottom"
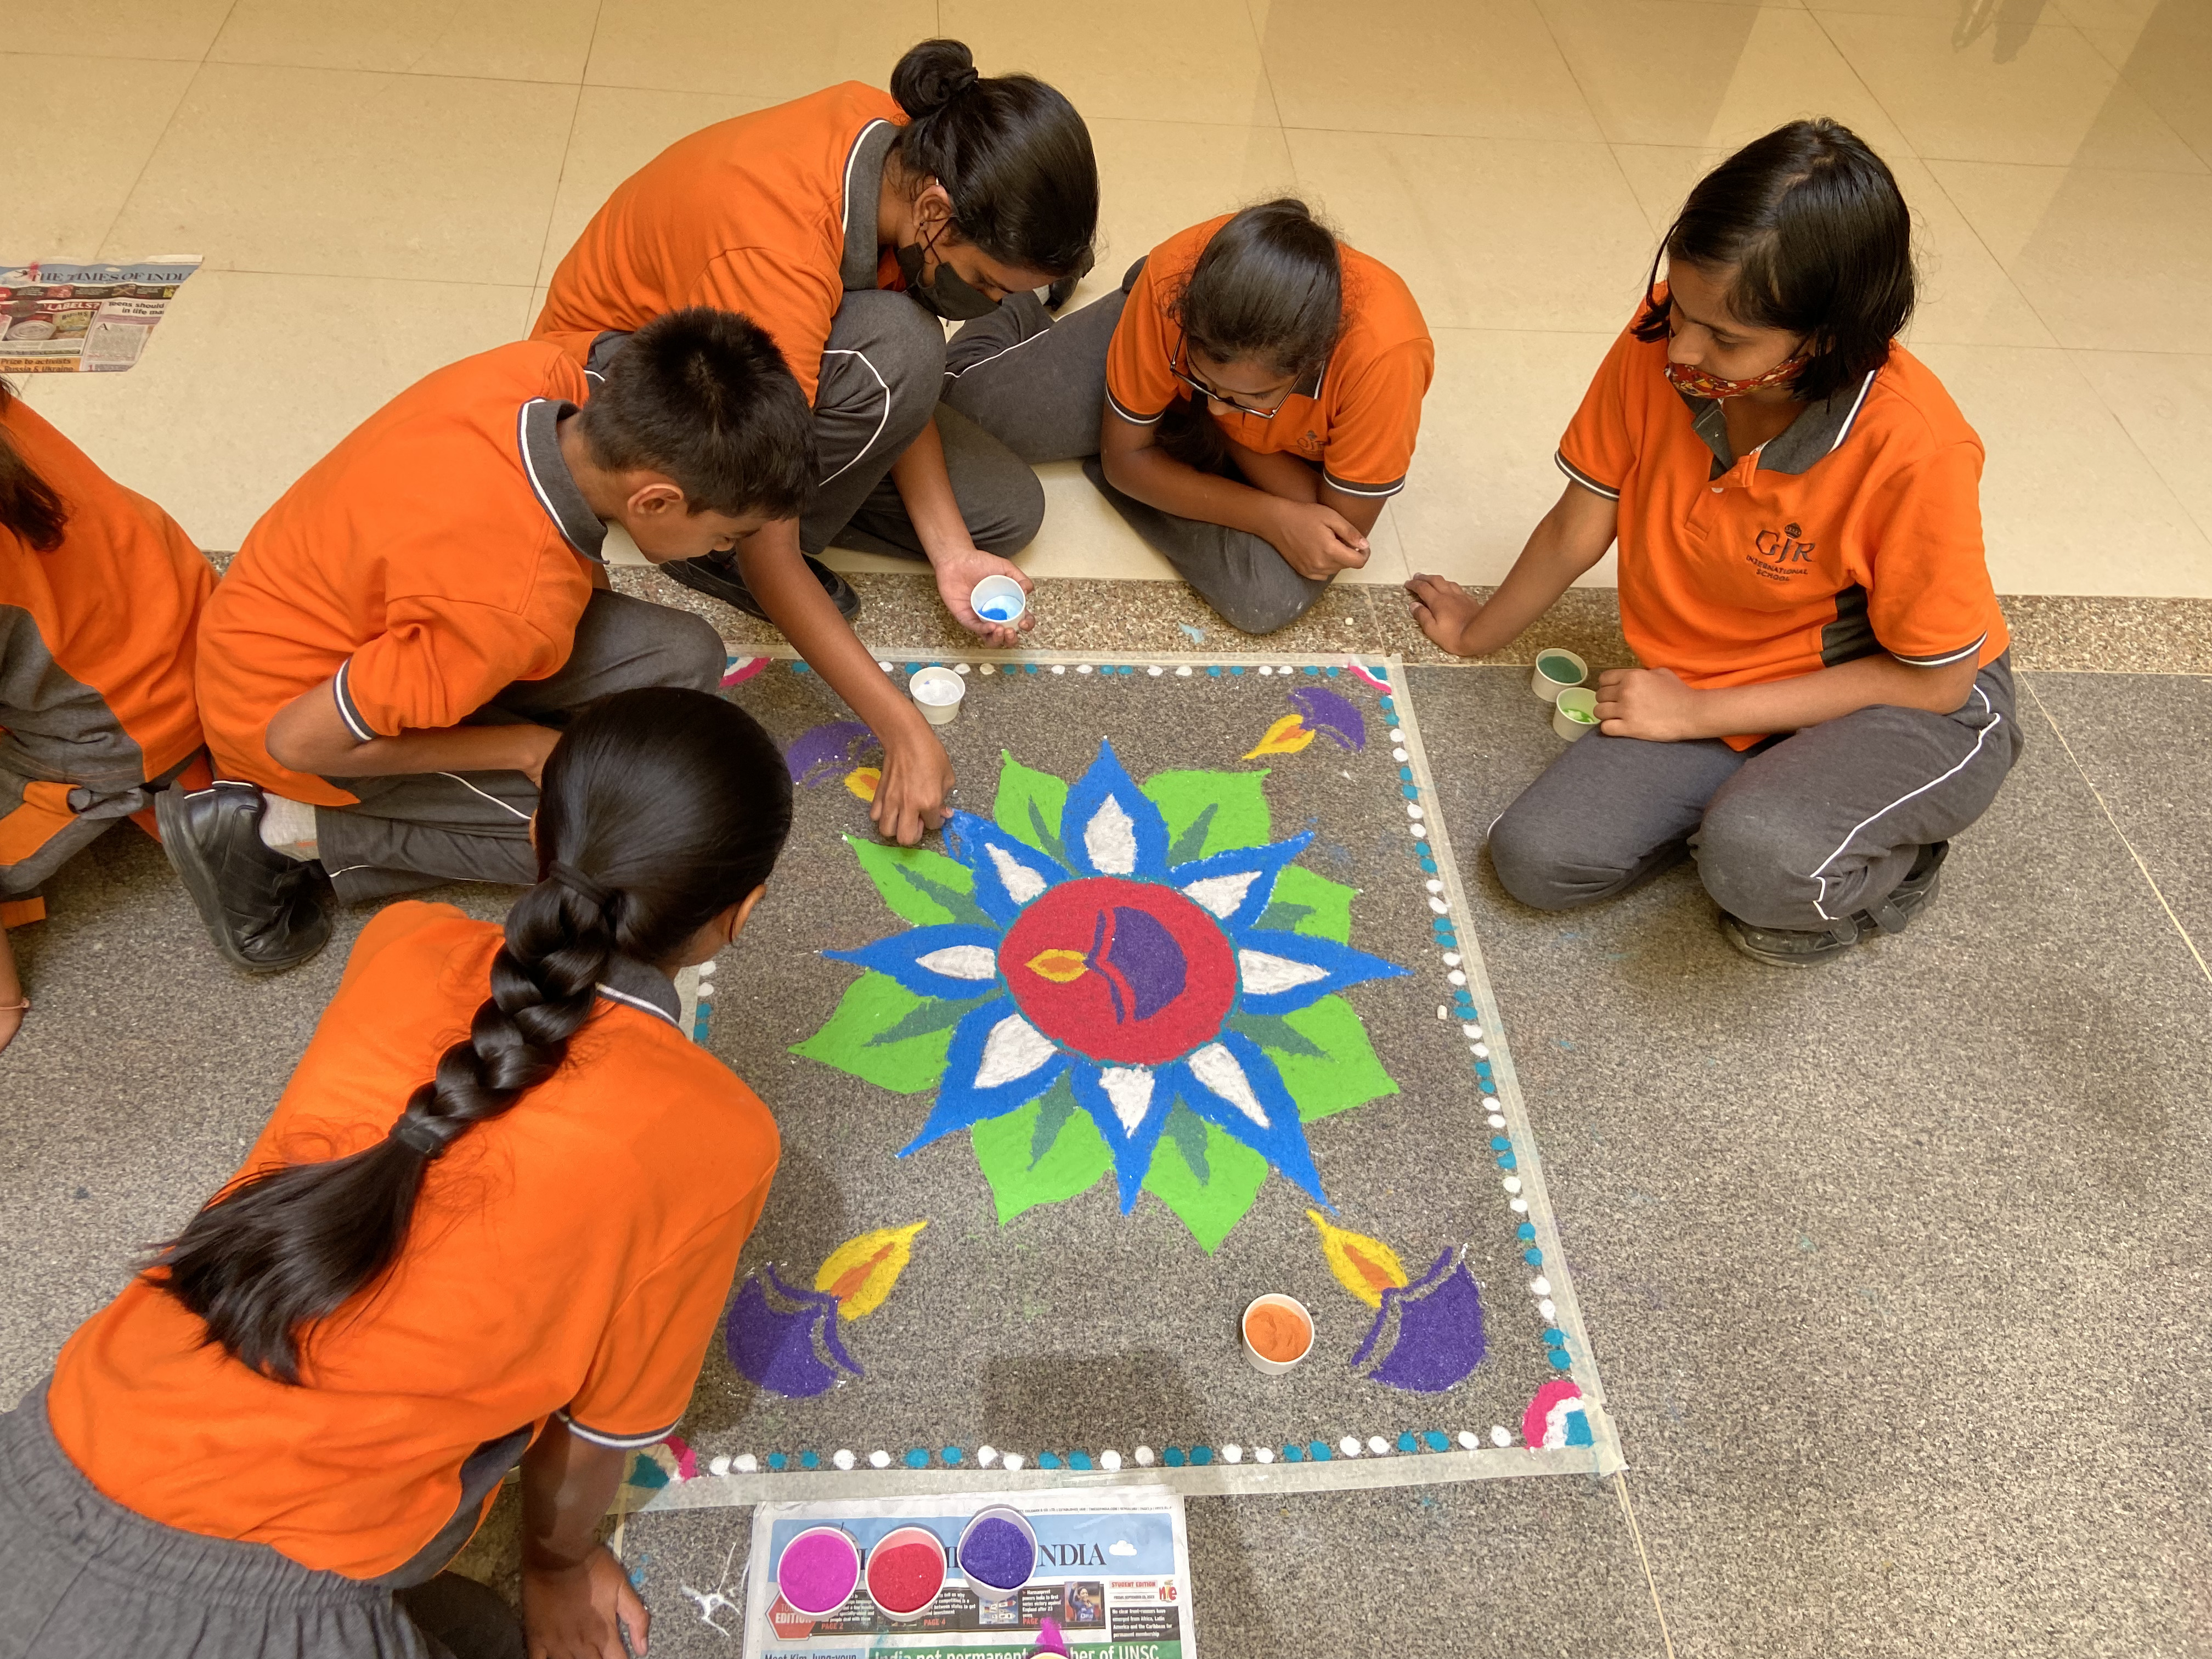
{"left": 1105, "top": 215, "right": 1434, "bottom": 499}
{"left": 196, "top": 342, "right": 602, "bottom": 806}
{"left": 0, "top": 395, "right": 212, "bottom": 801}
{"left": 48, "top": 901, "right": 778, "bottom": 1581}
{"left": 533, "top": 81, "right": 906, "bottom": 403}
{"left": 1557, "top": 298, "right": 2007, "bottom": 748}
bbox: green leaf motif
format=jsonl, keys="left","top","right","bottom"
{"left": 994, "top": 753, "right": 1069, "bottom": 860}
{"left": 1272, "top": 995, "right": 1400, "bottom": 1122}
{"left": 844, "top": 836, "right": 988, "bottom": 927}
{"left": 1029, "top": 1074, "right": 1077, "bottom": 1166}
{"left": 1261, "top": 865, "right": 1355, "bottom": 943}
{"left": 791, "top": 973, "right": 960, "bottom": 1094}
{"left": 1224, "top": 1010, "right": 1327, "bottom": 1059}
{"left": 1161, "top": 1101, "right": 1211, "bottom": 1184}
{"left": 1165, "top": 803, "right": 1217, "bottom": 866}
{"left": 1142, "top": 1110, "right": 1269, "bottom": 1254}
{"left": 971, "top": 1084, "right": 1110, "bottom": 1223}
{"left": 868, "top": 994, "right": 994, "bottom": 1047}
{"left": 1141, "top": 770, "right": 1271, "bottom": 857}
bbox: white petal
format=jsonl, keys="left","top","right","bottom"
{"left": 1188, "top": 1042, "right": 1269, "bottom": 1130}
{"left": 1238, "top": 949, "right": 1329, "bottom": 996}
{"left": 1097, "top": 1066, "right": 1154, "bottom": 1136}
{"left": 975, "top": 1014, "right": 1057, "bottom": 1088}
{"left": 916, "top": 944, "right": 997, "bottom": 980}
{"left": 1182, "top": 870, "right": 1260, "bottom": 918}
{"left": 1083, "top": 793, "right": 1138, "bottom": 874}
{"left": 988, "top": 844, "right": 1047, "bottom": 905}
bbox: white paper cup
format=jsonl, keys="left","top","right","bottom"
{"left": 909, "top": 666, "right": 966, "bottom": 727}
{"left": 969, "top": 573, "right": 1027, "bottom": 625}
{"left": 1530, "top": 648, "right": 1587, "bottom": 702}
{"left": 1240, "top": 1293, "right": 1315, "bottom": 1375}
{"left": 957, "top": 1505, "right": 1037, "bottom": 1607}
{"left": 865, "top": 1525, "right": 949, "bottom": 1621}
{"left": 1553, "top": 687, "right": 1600, "bottom": 741}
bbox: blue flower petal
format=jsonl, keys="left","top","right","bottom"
{"left": 1062, "top": 741, "right": 1171, "bottom": 881}
{"left": 1167, "top": 831, "right": 1313, "bottom": 933}
{"left": 1163, "top": 1032, "right": 1329, "bottom": 1205}
{"left": 1228, "top": 927, "right": 1412, "bottom": 1015}
{"left": 825, "top": 923, "right": 1004, "bottom": 1001}
{"left": 1069, "top": 1062, "right": 1175, "bottom": 1214}
{"left": 898, "top": 998, "right": 1068, "bottom": 1155}
{"left": 944, "top": 810, "right": 1071, "bottom": 926}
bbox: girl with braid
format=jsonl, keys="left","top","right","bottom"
{"left": 0, "top": 687, "right": 791, "bottom": 1659}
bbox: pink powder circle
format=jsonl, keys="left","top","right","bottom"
{"left": 777, "top": 1527, "right": 861, "bottom": 1617}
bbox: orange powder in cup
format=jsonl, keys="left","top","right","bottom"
{"left": 1244, "top": 1304, "right": 1311, "bottom": 1362}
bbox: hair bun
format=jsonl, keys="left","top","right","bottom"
{"left": 892, "top": 37, "right": 983, "bottom": 117}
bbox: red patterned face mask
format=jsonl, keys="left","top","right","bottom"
{"left": 1665, "top": 354, "right": 1807, "bottom": 400}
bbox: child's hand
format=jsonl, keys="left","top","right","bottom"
{"left": 1406, "top": 573, "right": 1481, "bottom": 655}
{"left": 521, "top": 1543, "right": 648, "bottom": 1659}
{"left": 1268, "top": 500, "right": 1369, "bottom": 581}
{"left": 873, "top": 726, "right": 956, "bottom": 846}
{"left": 935, "top": 548, "right": 1035, "bottom": 648}
{"left": 1594, "top": 666, "right": 1704, "bottom": 741}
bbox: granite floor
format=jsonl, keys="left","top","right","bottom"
{"left": 5, "top": 660, "right": 2203, "bottom": 1658}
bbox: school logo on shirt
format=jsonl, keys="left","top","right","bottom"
{"left": 1748, "top": 521, "right": 1817, "bottom": 582}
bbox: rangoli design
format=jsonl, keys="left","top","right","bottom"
{"left": 726, "top": 1222, "right": 928, "bottom": 1398}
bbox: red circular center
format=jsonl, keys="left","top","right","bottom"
{"left": 999, "top": 877, "right": 1235, "bottom": 1066}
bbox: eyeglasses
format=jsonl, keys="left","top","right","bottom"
{"left": 1169, "top": 342, "right": 1294, "bottom": 418}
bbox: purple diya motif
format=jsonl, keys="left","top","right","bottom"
{"left": 725, "top": 1263, "right": 862, "bottom": 1398}
{"left": 786, "top": 721, "right": 879, "bottom": 787}
{"left": 1348, "top": 1246, "right": 1487, "bottom": 1393}
{"left": 1285, "top": 685, "right": 1365, "bottom": 751}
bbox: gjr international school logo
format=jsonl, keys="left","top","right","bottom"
{"left": 1754, "top": 522, "right": 1817, "bottom": 563}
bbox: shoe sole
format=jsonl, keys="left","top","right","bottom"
{"left": 1718, "top": 913, "right": 1858, "bottom": 969}
{"left": 155, "top": 786, "right": 320, "bottom": 975}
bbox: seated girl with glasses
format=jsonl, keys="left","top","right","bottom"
{"left": 936, "top": 199, "right": 1434, "bottom": 634}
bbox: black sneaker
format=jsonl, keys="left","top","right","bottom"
{"left": 661, "top": 551, "right": 860, "bottom": 622}
{"left": 156, "top": 781, "right": 335, "bottom": 973}
{"left": 1719, "top": 841, "right": 1949, "bottom": 968}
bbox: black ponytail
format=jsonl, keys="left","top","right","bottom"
{"left": 154, "top": 687, "right": 793, "bottom": 1384}
{"left": 0, "top": 380, "right": 69, "bottom": 553}
{"left": 890, "top": 38, "right": 1098, "bottom": 281}
{"left": 1171, "top": 199, "right": 1344, "bottom": 383}
{"left": 1633, "top": 118, "right": 1914, "bottom": 405}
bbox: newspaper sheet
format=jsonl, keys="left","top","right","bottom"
{"left": 0, "top": 257, "right": 200, "bottom": 373}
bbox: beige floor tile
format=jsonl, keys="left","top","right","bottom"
{"left": 101, "top": 63, "right": 576, "bottom": 284}
{"left": 0, "top": 55, "right": 195, "bottom": 261}
{"left": 2080, "top": 14, "right": 2212, "bottom": 168}
{"left": 1252, "top": 0, "right": 1602, "bottom": 141}
{"left": 0, "top": 0, "right": 232, "bottom": 61}
{"left": 1910, "top": 341, "right": 2212, "bottom": 594}
{"left": 1929, "top": 160, "right": 2212, "bottom": 352}
{"left": 585, "top": 1, "right": 938, "bottom": 99}
{"left": 1817, "top": 10, "right": 2204, "bottom": 171}
{"left": 1536, "top": 0, "right": 1910, "bottom": 153}
{"left": 940, "top": 0, "right": 1277, "bottom": 127}
{"left": 21, "top": 269, "right": 533, "bottom": 550}
{"left": 2051, "top": 0, "right": 2172, "bottom": 30}
{"left": 2073, "top": 348, "right": 2212, "bottom": 539}
{"left": 1390, "top": 326, "right": 1624, "bottom": 589}
{"left": 535, "top": 87, "right": 777, "bottom": 288}
{"left": 209, "top": 0, "right": 600, "bottom": 82}
{"left": 1610, "top": 143, "right": 2057, "bottom": 346}
{"left": 1285, "top": 131, "right": 1655, "bottom": 331}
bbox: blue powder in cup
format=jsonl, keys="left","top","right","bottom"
{"left": 976, "top": 599, "right": 1018, "bottom": 622}
{"left": 959, "top": 1516, "right": 1034, "bottom": 1590}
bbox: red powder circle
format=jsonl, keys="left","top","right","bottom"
{"left": 999, "top": 876, "right": 1235, "bottom": 1065}
{"left": 866, "top": 1537, "right": 946, "bottom": 1616}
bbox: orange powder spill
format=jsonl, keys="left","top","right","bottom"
{"left": 1244, "top": 1305, "right": 1311, "bottom": 1362}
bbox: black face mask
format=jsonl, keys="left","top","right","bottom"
{"left": 895, "top": 222, "right": 1003, "bottom": 321}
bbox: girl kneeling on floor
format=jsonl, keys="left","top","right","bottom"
{"left": 1408, "top": 119, "right": 2021, "bottom": 967}
{"left": 0, "top": 687, "right": 789, "bottom": 1659}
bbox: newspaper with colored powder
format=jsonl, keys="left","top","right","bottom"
{"left": 0, "top": 257, "right": 200, "bottom": 373}
{"left": 727, "top": 1488, "right": 1195, "bottom": 1659}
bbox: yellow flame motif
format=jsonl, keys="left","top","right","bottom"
{"left": 813, "top": 1221, "right": 928, "bottom": 1321}
{"left": 1244, "top": 713, "right": 1318, "bottom": 760}
{"left": 1307, "top": 1210, "right": 1410, "bottom": 1310}
{"left": 844, "top": 766, "right": 881, "bottom": 802}
{"left": 1025, "top": 947, "right": 1089, "bottom": 984}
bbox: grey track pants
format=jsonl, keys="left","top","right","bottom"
{"left": 314, "top": 589, "right": 723, "bottom": 905}
{"left": 940, "top": 268, "right": 1330, "bottom": 636}
{"left": 1488, "top": 656, "right": 2024, "bottom": 933}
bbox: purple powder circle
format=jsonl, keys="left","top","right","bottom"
{"left": 959, "top": 1515, "right": 1035, "bottom": 1590}
{"left": 778, "top": 1528, "right": 860, "bottom": 1615}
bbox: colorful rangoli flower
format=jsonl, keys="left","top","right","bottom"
{"left": 795, "top": 742, "right": 1410, "bottom": 1250}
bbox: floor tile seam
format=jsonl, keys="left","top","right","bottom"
{"left": 145, "top": 57, "right": 607, "bottom": 96}
{"left": 2057, "top": 348, "right": 2212, "bottom": 544}
{"left": 1278, "top": 122, "right": 1620, "bottom": 150}
{"left": 1802, "top": 3, "right": 1932, "bottom": 167}
{"left": 2021, "top": 674, "right": 2212, "bottom": 988}
{"left": 1614, "top": 1472, "right": 1680, "bottom": 1659}
{"left": 87, "top": 52, "right": 213, "bottom": 266}
{"left": 528, "top": 10, "right": 603, "bottom": 294}
{"left": 156, "top": 267, "right": 541, "bottom": 294}
{"left": 1237, "top": 0, "right": 1292, "bottom": 134}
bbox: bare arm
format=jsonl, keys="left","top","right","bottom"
{"left": 1406, "top": 481, "right": 1619, "bottom": 657}
{"left": 1595, "top": 653, "right": 1981, "bottom": 742}
{"left": 518, "top": 1419, "right": 650, "bottom": 1659}
{"left": 888, "top": 420, "right": 1034, "bottom": 647}
{"left": 735, "top": 519, "right": 952, "bottom": 845}
{"left": 266, "top": 680, "right": 560, "bottom": 785}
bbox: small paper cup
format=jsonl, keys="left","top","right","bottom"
{"left": 909, "top": 665, "right": 966, "bottom": 727}
{"left": 866, "top": 1525, "right": 949, "bottom": 1621}
{"left": 1530, "top": 648, "right": 1587, "bottom": 703}
{"left": 969, "top": 573, "right": 1027, "bottom": 625}
{"left": 776, "top": 1525, "right": 862, "bottom": 1618}
{"left": 957, "top": 1505, "right": 1038, "bottom": 1607}
{"left": 1240, "top": 1293, "right": 1315, "bottom": 1375}
{"left": 1553, "top": 687, "right": 1600, "bottom": 741}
